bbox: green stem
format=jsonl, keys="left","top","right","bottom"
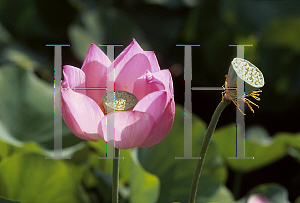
{"left": 112, "top": 147, "right": 120, "bottom": 203}
{"left": 189, "top": 99, "right": 230, "bottom": 203}
{"left": 233, "top": 171, "right": 243, "bottom": 198}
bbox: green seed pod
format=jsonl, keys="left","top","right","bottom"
{"left": 102, "top": 90, "right": 138, "bottom": 113}
{"left": 227, "top": 58, "right": 265, "bottom": 94}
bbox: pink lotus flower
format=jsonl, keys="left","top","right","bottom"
{"left": 62, "top": 39, "right": 175, "bottom": 150}
{"left": 247, "top": 194, "right": 271, "bottom": 203}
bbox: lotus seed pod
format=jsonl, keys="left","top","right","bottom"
{"left": 102, "top": 90, "right": 138, "bottom": 114}
{"left": 227, "top": 58, "right": 265, "bottom": 94}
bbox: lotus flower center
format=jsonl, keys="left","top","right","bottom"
{"left": 100, "top": 90, "right": 138, "bottom": 114}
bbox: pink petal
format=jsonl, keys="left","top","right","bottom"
{"left": 81, "top": 44, "right": 110, "bottom": 103}
{"left": 114, "top": 53, "right": 151, "bottom": 93}
{"left": 131, "top": 72, "right": 161, "bottom": 101}
{"left": 98, "top": 111, "right": 155, "bottom": 150}
{"left": 138, "top": 98, "right": 175, "bottom": 148}
{"left": 133, "top": 91, "right": 167, "bottom": 123}
{"left": 62, "top": 65, "right": 86, "bottom": 95}
{"left": 247, "top": 194, "right": 271, "bottom": 203}
{"left": 151, "top": 69, "right": 174, "bottom": 101}
{"left": 82, "top": 43, "right": 111, "bottom": 68}
{"left": 62, "top": 88, "right": 104, "bottom": 142}
{"left": 94, "top": 73, "right": 109, "bottom": 106}
{"left": 113, "top": 38, "right": 144, "bottom": 69}
{"left": 132, "top": 69, "right": 174, "bottom": 101}
{"left": 144, "top": 51, "right": 161, "bottom": 73}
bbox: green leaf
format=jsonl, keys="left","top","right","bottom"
{"left": 295, "top": 195, "right": 300, "bottom": 203}
{"left": 87, "top": 140, "right": 112, "bottom": 173}
{"left": 143, "top": 0, "right": 198, "bottom": 9}
{"left": 87, "top": 141, "right": 160, "bottom": 202}
{"left": 0, "top": 141, "right": 11, "bottom": 159}
{"left": 138, "top": 104, "right": 233, "bottom": 202}
{"left": 264, "top": 17, "right": 300, "bottom": 53}
{"left": 2, "top": 45, "right": 44, "bottom": 71}
{"left": 213, "top": 124, "right": 300, "bottom": 172}
{"left": 0, "top": 153, "right": 82, "bottom": 203}
{"left": 0, "top": 196, "right": 21, "bottom": 203}
{"left": 68, "top": 7, "right": 147, "bottom": 61}
{"left": 0, "top": 23, "right": 12, "bottom": 45}
{"left": 0, "top": 65, "right": 83, "bottom": 152}
{"left": 196, "top": 179, "right": 235, "bottom": 203}
{"left": 129, "top": 148, "right": 160, "bottom": 203}
{"left": 68, "top": 9, "right": 105, "bottom": 61}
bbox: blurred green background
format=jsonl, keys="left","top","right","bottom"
{"left": 0, "top": 0, "right": 300, "bottom": 202}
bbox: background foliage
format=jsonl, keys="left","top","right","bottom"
{"left": 0, "top": 0, "right": 299, "bottom": 202}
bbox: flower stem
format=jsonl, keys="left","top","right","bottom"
{"left": 112, "top": 147, "right": 120, "bottom": 203}
{"left": 233, "top": 171, "right": 243, "bottom": 198}
{"left": 189, "top": 99, "right": 230, "bottom": 203}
